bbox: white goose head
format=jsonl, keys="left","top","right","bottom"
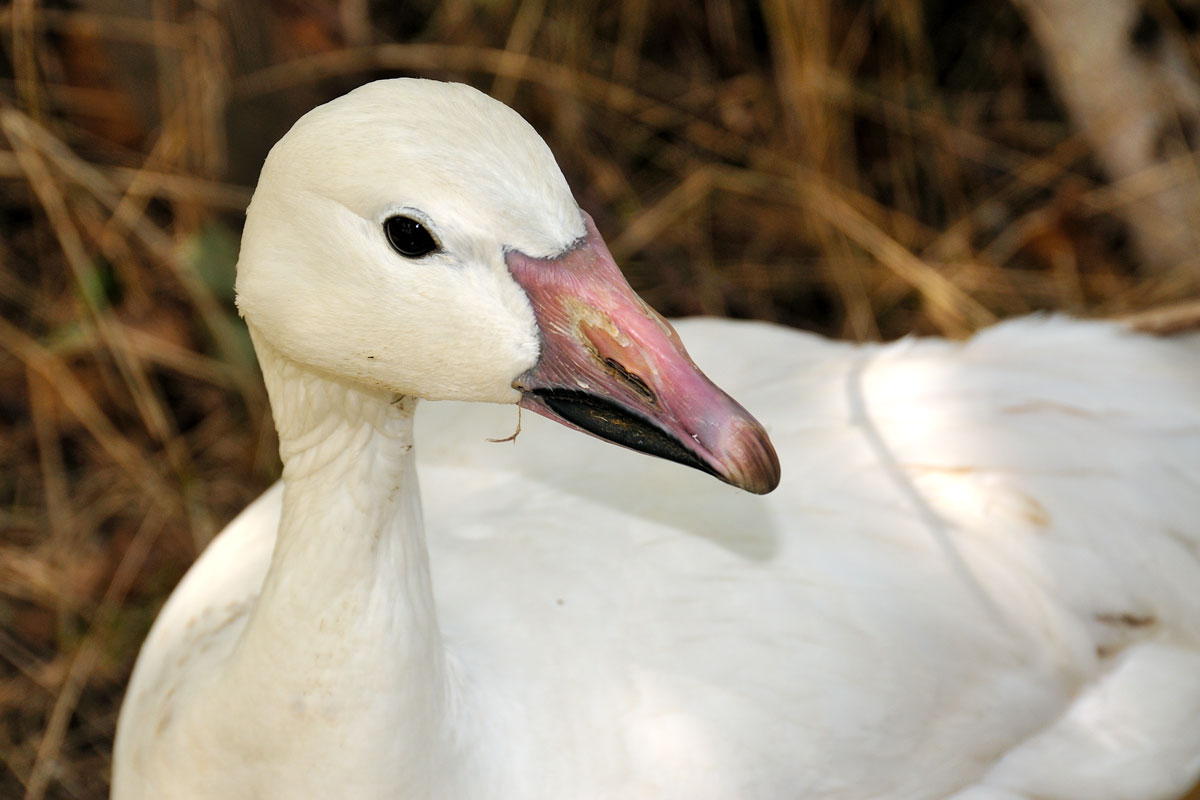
{"left": 236, "top": 78, "right": 779, "bottom": 494}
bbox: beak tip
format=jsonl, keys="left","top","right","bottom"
{"left": 717, "top": 421, "right": 781, "bottom": 495}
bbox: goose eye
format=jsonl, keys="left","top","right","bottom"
{"left": 384, "top": 215, "right": 439, "bottom": 258}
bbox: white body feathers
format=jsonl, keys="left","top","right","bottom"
{"left": 116, "top": 314, "right": 1200, "bottom": 799}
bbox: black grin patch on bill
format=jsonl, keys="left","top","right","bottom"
{"left": 528, "top": 388, "right": 721, "bottom": 480}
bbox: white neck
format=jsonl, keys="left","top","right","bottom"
{"left": 206, "top": 329, "right": 454, "bottom": 796}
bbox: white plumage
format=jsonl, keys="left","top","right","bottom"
{"left": 113, "top": 79, "right": 1200, "bottom": 800}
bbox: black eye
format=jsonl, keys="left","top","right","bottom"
{"left": 384, "top": 215, "right": 439, "bottom": 258}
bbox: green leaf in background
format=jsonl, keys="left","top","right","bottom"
{"left": 177, "top": 220, "right": 240, "bottom": 303}
{"left": 176, "top": 220, "right": 259, "bottom": 371}
{"left": 75, "top": 256, "right": 119, "bottom": 311}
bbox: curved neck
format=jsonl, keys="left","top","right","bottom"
{"left": 214, "top": 329, "right": 452, "bottom": 793}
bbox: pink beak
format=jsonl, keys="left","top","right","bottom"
{"left": 506, "top": 213, "right": 780, "bottom": 495}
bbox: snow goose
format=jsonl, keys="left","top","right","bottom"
{"left": 113, "top": 78, "right": 1200, "bottom": 800}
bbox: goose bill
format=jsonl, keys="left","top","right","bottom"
{"left": 506, "top": 213, "right": 780, "bottom": 495}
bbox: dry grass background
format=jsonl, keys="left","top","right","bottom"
{"left": 0, "top": 1, "right": 1198, "bottom": 798}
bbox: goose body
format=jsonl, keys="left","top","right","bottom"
{"left": 113, "top": 80, "right": 1200, "bottom": 800}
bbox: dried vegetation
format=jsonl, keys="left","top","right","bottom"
{"left": 0, "top": 1, "right": 1198, "bottom": 798}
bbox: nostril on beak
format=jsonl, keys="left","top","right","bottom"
{"left": 601, "top": 358, "right": 656, "bottom": 403}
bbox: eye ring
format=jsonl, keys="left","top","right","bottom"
{"left": 384, "top": 215, "right": 439, "bottom": 258}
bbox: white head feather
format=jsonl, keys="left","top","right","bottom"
{"left": 235, "top": 78, "right": 586, "bottom": 403}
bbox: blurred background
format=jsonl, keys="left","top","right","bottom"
{"left": 1, "top": 1, "right": 1199, "bottom": 797}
